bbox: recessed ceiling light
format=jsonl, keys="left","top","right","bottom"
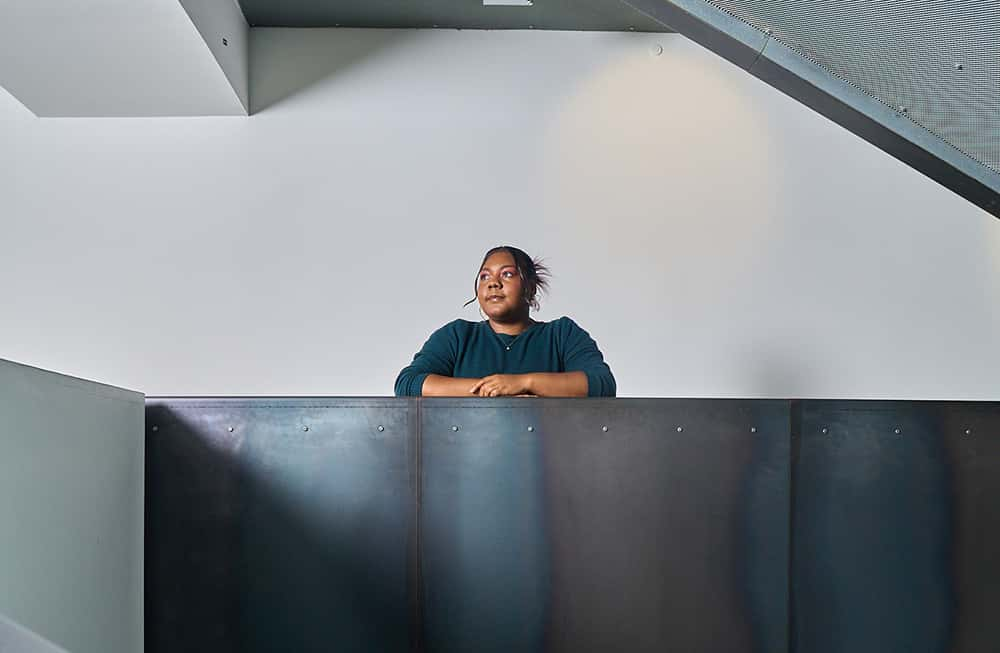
{"left": 483, "top": 0, "right": 534, "bottom": 6}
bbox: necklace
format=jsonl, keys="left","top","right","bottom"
{"left": 489, "top": 320, "right": 535, "bottom": 352}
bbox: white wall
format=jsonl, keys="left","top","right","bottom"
{"left": 2, "top": 29, "right": 998, "bottom": 398}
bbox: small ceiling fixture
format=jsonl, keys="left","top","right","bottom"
{"left": 483, "top": 0, "right": 534, "bottom": 6}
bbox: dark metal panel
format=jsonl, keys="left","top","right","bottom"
{"left": 941, "top": 403, "right": 1000, "bottom": 653}
{"left": 420, "top": 398, "right": 790, "bottom": 653}
{"left": 793, "top": 400, "right": 1000, "bottom": 653}
{"left": 238, "top": 0, "right": 671, "bottom": 31}
{"left": 145, "top": 398, "right": 413, "bottom": 653}
{"left": 419, "top": 399, "right": 550, "bottom": 653}
{"left": 146, "top": 397, "right": 1000, "bottom": 653}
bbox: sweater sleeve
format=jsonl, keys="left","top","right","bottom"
{"left": 394, "top": 321, "right": 461, "bottom": 397}
{"left": 559, "top": 317, "right": 617, "bottom": 397}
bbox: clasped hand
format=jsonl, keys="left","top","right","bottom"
{"left": 468, "top": 374, "right": 534, "bottom": 397}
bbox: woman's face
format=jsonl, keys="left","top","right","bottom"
{"left": 477, "top": 250, "right": 526, "bottom": 321}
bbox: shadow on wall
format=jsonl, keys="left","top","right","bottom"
{"left": 250, "top": 28, "right": 418, "bottom": 114}
{"left": 743, "top": 344, "right": 821, "bottom": 400}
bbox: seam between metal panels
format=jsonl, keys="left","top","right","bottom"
{"left": 749, "top": 31, "right": 771, "bottom": 70}
{"left": 788, "top": 399, "right": 801, "bottom": 653}
{"left": 410, "top": 398, "right": 425, "bottom": 652}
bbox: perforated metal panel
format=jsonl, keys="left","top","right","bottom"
{"left": 708, "top": 0, "right": 999, "bottom": 174}
{"left": 622, "top": 0, "right": 1000, "bottom": 216}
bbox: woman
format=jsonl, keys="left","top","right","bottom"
{"left": 394, "top": 246, "right": 616, "bottom": 397}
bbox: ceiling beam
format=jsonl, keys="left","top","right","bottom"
{"left": 0, "top": 0, "right": 248, "bottom": 117}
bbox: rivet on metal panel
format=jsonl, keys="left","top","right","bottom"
{"left": 602, "top": 425, "right": 609, "bottom": 432}
{"left": 650, "top": 44, "right": 663, "bottom": 56}
{"left": 822, "top": 427, "right": 829, "bottom": 434}
{"left": 899, "top": 106, "right": 908, "bottom": 114}
{"left": 527, "top": 426, "right": 534, "bottom": 432}
{"left": 965, "top": 429, "right": 972, "bottom": 436}
{"left": 452, "top": 425, "right": 459, "bottom": 432}
{"left": 152, "top": 425, "right": 158, "bottom": 432}
{"left": 302, "top": 426, "right": 310, "bottom": 432}
{"left": 227, "top": 426, "right": 234, "bottom": 432}
{"left": 955, "top": 63, "right": 964, "bottom": 70}
{"left": 222, "top": 38, "right": 228, "bottom": 47}
{"left": 764, "top": 28, "right": 772, "bottom": 36}
{"left": 628, "top": 26, "right": 636, "bottom": 31}
{"left": 750, "top": 427, "right": 757, "bottom": 433}
{"left": 676, "top": 426, "right": 683, "bottom": 432}
{"left": 894, "top": 427, "right": 901, "bottom": 435}
{"left": 529, "top": 25, "right": 535, "bottom": 29}
{"left": 377, "top": 425, "right": 385, "bottom": 432}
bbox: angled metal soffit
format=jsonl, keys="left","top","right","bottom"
{"left": 620, "top": 0, "right": 1000, "bottom": 218}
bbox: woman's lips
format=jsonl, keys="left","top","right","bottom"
{"left": 487, "top": 295, "right": 505, "bottom": 301}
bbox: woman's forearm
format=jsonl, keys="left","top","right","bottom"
{"left": 526, "top": 371, "right": 588, "bottom": 397}
{"left": 421, "top": 374, "right": 483, "bottom": 396}
{"left": 422, "top": 372, "right": 589, "bottom": 397}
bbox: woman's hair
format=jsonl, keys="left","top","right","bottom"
{"left": 464, "top": 245, "right": 551, "bottom": 312}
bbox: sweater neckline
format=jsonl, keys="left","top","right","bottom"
{"left": 484, "top": 319, "right": 539, "bottom": 340}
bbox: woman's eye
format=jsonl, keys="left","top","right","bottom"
{"left": 479, "top": 274, "right": 489, "bottom": 282}
{"left": 502, "top": 271, "right": 515, "bottom": 278}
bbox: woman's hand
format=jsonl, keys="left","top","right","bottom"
{"left": 469, "top": 374, "right": 533, "bottom": 397}
{"left": 464, "top": 372, "right": 587, "bottom": 397}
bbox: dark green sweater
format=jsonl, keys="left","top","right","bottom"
{"left": 394, "top": 316, "right": 616, "bottom": 397}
